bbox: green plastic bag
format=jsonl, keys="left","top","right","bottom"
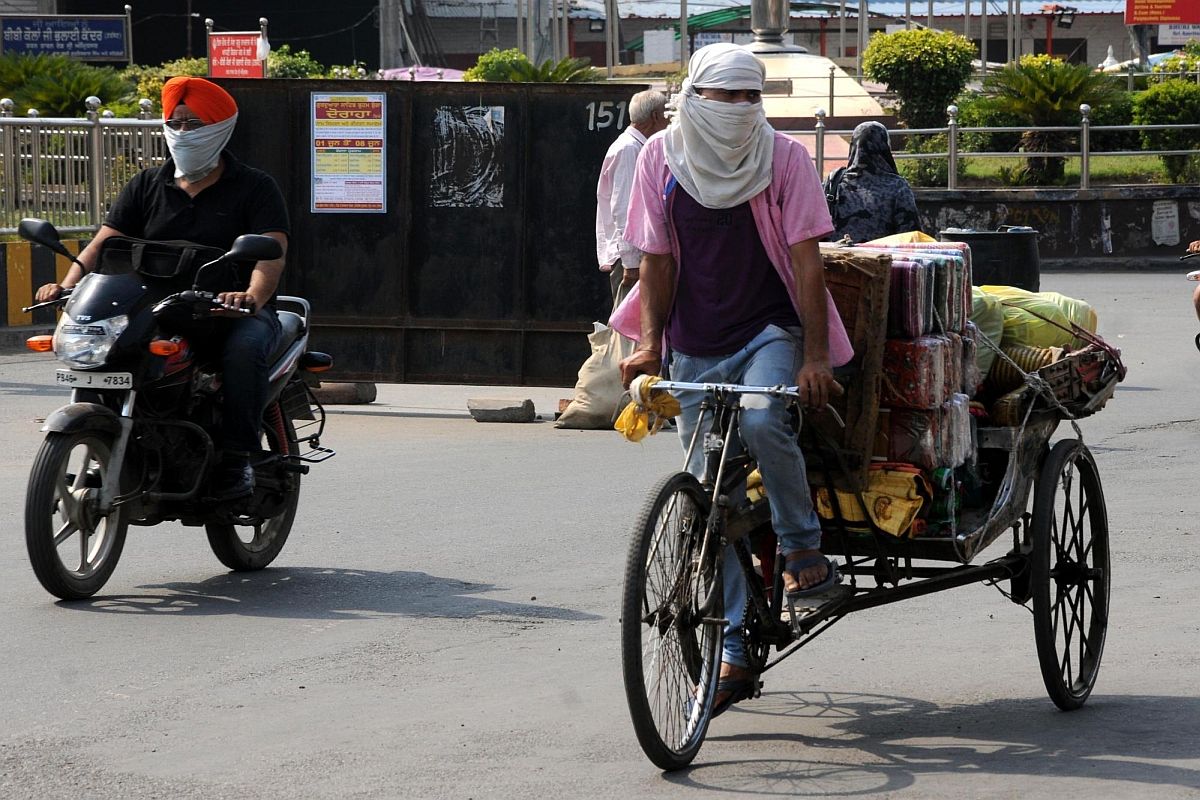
{"left": 970, "top": 287, "right": 1004, "bottom": 378}
{"left": 980, "top": 285, "right": 1097, "bottom": 349}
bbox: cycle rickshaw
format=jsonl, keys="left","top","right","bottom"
{"left": 619, "top": 247, "right": 1124, "bottom": 770}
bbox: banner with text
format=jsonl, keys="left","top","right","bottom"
{"left": 311, "top": 93, "right": 387, "bottom": 214}
{"left": 0, "top": 15, "right": 129, "bottom": 61}
{"left": 1126, "top": 0, "right": 1200, "bottom": 25}
{"left": 208, "top": 33, "right": 265, "bottom": 79}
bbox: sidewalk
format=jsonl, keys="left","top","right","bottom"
{"left": 319, "top": 383, "right": 572, "bottom": 420}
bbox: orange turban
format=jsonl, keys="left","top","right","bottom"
{"left": 162, "top": 77, "right": 238, "bottom": 123}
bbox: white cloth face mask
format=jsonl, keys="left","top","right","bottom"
{"left": 163, "top": 114, "right": 238, "bottom": 182}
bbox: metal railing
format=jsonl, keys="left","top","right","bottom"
{"left": 805, "top": 105, "right": 1200, "bottom": 190}
{"left": 0, "top": 96, "right": 165, "bottom": 234}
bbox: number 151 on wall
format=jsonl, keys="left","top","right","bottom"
{"left": 586, "top": 101, "right": 628, "bottom": 131}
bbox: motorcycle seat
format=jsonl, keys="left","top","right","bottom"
{"left": 268, "top": 309, "right": 306, "bottom": 365}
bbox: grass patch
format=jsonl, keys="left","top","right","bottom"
{"left": 954, "top": 153, "right": 1169, "bottom": 187}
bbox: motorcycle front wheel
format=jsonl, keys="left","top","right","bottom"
{"left": 25, "top": 430, "right": 129, "bottom": 600}
{"left": 205, "top": 404, "right": 300, "bottom": 571}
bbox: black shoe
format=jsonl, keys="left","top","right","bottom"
{"left": 212, "top": 457, "right": 255, "bottom": 501}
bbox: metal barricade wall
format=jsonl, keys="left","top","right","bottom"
{"left": 223, "top": 79, "right": 644, "bottom": 386}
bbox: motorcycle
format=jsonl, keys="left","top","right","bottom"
{"left": 19, "top": 218, "right": 335, "bottom": 600}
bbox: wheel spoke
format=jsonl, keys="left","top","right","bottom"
{"left": 53, "top": 519, "right": 78, "bottom": 546}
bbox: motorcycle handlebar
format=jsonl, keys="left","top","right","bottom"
{"left": 21, "top": 286, "right": 73, "bottom": 314}
{"left": 153, "top": 290, "right": 253, "bottom": 316}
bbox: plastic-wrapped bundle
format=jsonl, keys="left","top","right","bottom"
{"left": 860, "top": 241, "right": 972, "bottom": 332}
{"left": 888, "top": 408, "right": 939, "bottom": 471}
{"left": 888, "top": 260, "right": 935, "bottom": 338}
{"left": 943, "top": 332, "right": 964, "bottom": 403}
{"left": 940, "top": 393, "right": 973, "bottom": 468}
{"left": 882, "top": 335, "right": 949, "bottom": 409}
{"left": 962, "top": 322, "right": 982, "bottom": 396}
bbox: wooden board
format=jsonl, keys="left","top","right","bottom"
{"left": 806, "top": 245, "right": 893, "bottom": 492}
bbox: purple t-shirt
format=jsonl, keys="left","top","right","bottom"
{"left": 667, "top": 186, "right": 800, "bottom": 357}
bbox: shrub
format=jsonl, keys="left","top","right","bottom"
{"left": 1131, "top": 79, "right": 1200, "bottom": 182}
{"left": 1087, "top": 90, "right": 1139, "bottom": 153}
{"left": 0, "top": 53, "right": 131, "bottom": 117}
{"left": 463, "top": 47, "right": 599, "bottom": 82}
{"left": 267, "top": 44, "right": 326, "bottom": 79}
{"left": 955, "top": 92, "right": 1022, "bottom": 153}
{"left": 464, "top": 48, "right": 532, "bottom": 81}
{"left": 895, "top": 133, "right": 967, "bottom": 188}
{"left": 121, "top": 58, "right": 208, "bottom": 113}
{"left": 862, "top": 29, "right": 976, "bottom": 129}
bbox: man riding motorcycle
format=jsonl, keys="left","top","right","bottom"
{"left": 35, "top": 76, "right": 289, "bottom": 500}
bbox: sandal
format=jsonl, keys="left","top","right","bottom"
{"left": 784, "top": 554, "right": 840, "bottom": 598}
{"left": 711, "top": 675, "right": 759, "bottom": 718}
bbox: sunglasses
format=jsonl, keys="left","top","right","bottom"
{"left": 164, "top": 118, "right": 207, "bottom": 131}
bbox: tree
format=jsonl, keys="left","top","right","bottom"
{"left": 862, "top": 29, "right": 976, "bottom": 129}
{"left": 979, "top": 54, "right": 1121, "bottom": 184}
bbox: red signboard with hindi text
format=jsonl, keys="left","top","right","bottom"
{"left": 208, "top": 32, "right": 264, "bottom": 79}
{"left": 1126, "top": 0, "right": 1200, "bottom": 25}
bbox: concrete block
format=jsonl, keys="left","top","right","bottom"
{"left": 311, "top": 382, "right": 377, "bottom": 405}
{"left": 467, "top": 397, "right": 537, "bottom": 423}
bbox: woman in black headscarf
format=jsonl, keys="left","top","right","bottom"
{"left": 824, "top": 121, "right": 923, "bottom": 243}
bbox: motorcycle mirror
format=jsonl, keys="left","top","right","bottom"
{"left": 223, "top": 234, "right": 282, "bottom": 264}
{"left": 17, "top": 218, "right": 74, "bottom": 260}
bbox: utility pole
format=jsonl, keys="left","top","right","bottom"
{"left": 379, "top": 0, "right": 405, "bottom": 69}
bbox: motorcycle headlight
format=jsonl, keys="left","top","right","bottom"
{"left": 53, "top": 314, "right": 129, "bottom": 368}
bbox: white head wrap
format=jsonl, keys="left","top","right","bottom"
{"left": 664, "top": 44, "right": 774, "bottom": 209}
{"left": 163, "top": 114, "right": 238, "bottom": 183}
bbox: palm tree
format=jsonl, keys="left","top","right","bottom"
{"left": 981, "top": 55, "right": 1121, "bottom": 184}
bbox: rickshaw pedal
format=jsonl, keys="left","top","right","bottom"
{"left": 782, "top": 585, "right": 853, "bottom": 629}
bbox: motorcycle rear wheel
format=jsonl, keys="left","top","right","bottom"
{"left": 205, "top": 405, "right": 300, "bottom": 571}
{"left": 26, "top": 430, "right": 129, "bottom": 600}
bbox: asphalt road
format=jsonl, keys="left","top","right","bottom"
{"left": 1, "top": 272, "right": 1198, "bottom": 799}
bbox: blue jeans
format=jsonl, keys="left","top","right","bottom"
{"left": 670, "top": 324, "right": 823, "bottom": 669}
{"left": 220, "top": 308, "right": 282, "bottom": 454}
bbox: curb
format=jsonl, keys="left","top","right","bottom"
{"left": 1041, "top": 257, "right": 1187, "bottom": 272}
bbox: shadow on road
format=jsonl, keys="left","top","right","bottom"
{"left": 59, "top": 566, "right": 601, "bottom": 623}
{"left": 665, "top": 690, "right": 1200, "bottom": 795}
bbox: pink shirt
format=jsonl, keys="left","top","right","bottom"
{"left": 610, "top": 130, "right": 854, "bottom": 367}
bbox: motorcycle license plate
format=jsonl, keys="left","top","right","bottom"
{"left": 55, "top": 370, "right": 133, "bottom": 389}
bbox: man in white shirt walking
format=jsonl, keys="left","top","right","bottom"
{"left": 596, "top": 90, "right": 668, "bottom": 301}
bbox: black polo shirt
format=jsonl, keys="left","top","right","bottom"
{"left": 106, "top": 150, "right": 288, "bottom": 247}
{"left": 104, "top": 150, "right": 289, "bottom": 293}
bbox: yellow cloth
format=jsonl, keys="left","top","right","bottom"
{"left": 866, "top": 230, "right": 937, "bottom": 245}
{"left": 815, "top": 467, "right": 929, "bottom": 538}
{"left": 615, "top": 376, "right": 682, "bottom": 442}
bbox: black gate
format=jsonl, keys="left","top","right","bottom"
{"left": 223, "top": 79, "right": 646, "bottom": 385}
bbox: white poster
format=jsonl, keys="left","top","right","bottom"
{"left": 311, "top": 92, "right": 387, "bottom": 214}
{"left": 643, "top": 29, "right": 679, "bottom": 64}
{"left": 1151, "top": 199, "right": 1180, "bottom": 247}
{"left": 1159, "top": 24, "right": 1200, "bottom": 46}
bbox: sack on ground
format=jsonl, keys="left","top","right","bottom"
{"left": 556, "top": 322, "right": 635, "bottom": 430}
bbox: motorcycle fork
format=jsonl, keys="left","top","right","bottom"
{"left": 94, "top": 389, "right": 137, "bottom": 515}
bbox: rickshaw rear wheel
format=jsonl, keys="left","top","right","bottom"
{"left": 1030, "top": 438, "right": 1110, "bottom": 711}
{"left": 621, "top": 471, "right": 722, "bottom": 771}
